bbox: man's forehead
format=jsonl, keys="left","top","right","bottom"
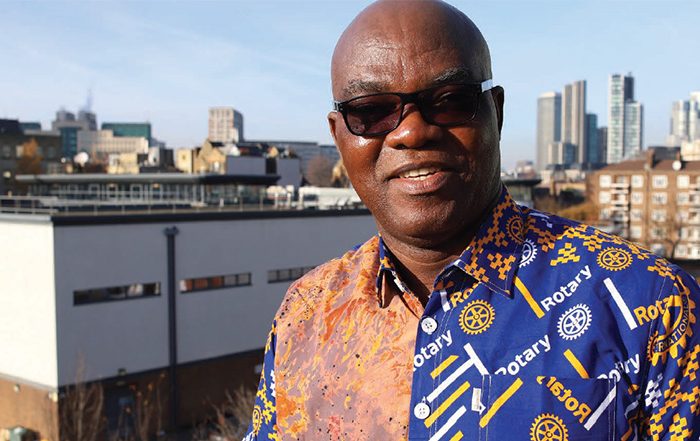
{"left": 340, "top": 66, "right": 476, "bottom": 99}
{"left": 331, "top": 1, "right": 491, "bottom": 100}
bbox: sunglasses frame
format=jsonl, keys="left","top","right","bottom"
{"left": 333, "top": 79, "right": 494, "bottom": 137}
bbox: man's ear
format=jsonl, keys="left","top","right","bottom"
{"left": 328, "top": 111, "right": 340, "bottom": 144}
{"left": 491, "top": 86, "right": 505, "bottom": 138}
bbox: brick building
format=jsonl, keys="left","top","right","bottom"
{"left": 589, "top": 149, "right": 700, "bottom": 259}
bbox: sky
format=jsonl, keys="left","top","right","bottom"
{"left": 2, "top": 0, "right": 699, "bottom": 169}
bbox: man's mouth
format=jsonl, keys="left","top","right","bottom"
{"left": 398, "top": 167, "right": 441, "bottom": 180}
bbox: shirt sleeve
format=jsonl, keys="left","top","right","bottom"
{"left": 242, "top": 320, "right": 278, "bottom": 441}
{"left": 639, "top": 269, "right": 700, "bottom": 440}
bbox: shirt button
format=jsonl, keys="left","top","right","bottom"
{"left": 421, "top": 317, "right": 438, "bottom": 335}
{"left": 414, "top": 403, "right": 430, "bottom": 420}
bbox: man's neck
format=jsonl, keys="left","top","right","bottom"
{"left": 380, "top": 227, "right": 477, "bottom": 306}
{"left": 378, "top": 189, "right": 502, "bottom": 306}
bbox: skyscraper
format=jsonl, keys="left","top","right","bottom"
{"left": 208, "top": 107, "right": 244, "bottom": 144}
{"left": 561, "top": 81, "right": 587, "bottom": 163}
{"left": 536, "top": 92, "right": 561, "bottom": 170}
{"left": 51, "top": 108, "right": 98, "bottom": 158}
{"left": 624, "top": 101, "right": 643, "bottom": 157}
{"left": 585, "top": 113, "right": 600, "bottom": 165}
{"left": 669, "top": 92, "right": 700, "bottom": 146}
{"left": 607, "top": 73, "right": 643, "bottom": 163}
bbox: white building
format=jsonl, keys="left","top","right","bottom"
{"left": 668, "top": 92, "right": 700, "bottom": 146}
{"left": 0, "top": 208, "right": 375, "bottom": 436}
{"left": 208, "top": 107, "right": 244, "bottom": 144}
{"left": 77, "top": 130, "right": 149, "bottom": 158}
{"left": 536, "top": 91, "right": 561, "bottom": 171}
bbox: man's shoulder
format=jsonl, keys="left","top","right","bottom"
{"left": 519, "top": 206, "right": 683, "bottom": 294}
{"left": 277, "top": 235, "right": 380, "bottom": 308}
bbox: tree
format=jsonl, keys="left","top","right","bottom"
{"left": 204, "top": 386, "right": 256, "bottom": 441}
{"left": 305, "top": 155, "right": 334, "bottom": 187}
{"left": 15, "top": 138, "right": 43, "bottom": 176}
{"left": 59, "top": 362, "right": 105, "bottom": 441}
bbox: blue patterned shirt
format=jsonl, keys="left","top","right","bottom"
{"left": 245, "top": 187, "right": 700, "bottom": 440}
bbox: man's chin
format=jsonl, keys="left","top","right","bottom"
{"left": 379, "top": 207, "right": 475, "bottom": 248}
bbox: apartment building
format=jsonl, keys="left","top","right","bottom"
{"left": 589, "top": 149, "right": 700, "bottom": 259}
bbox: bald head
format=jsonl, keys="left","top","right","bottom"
{"left": 331, "top": 0, "right": 492, "bottom": 100}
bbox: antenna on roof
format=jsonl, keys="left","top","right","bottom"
{"left": 82, "top": 89, "right": 93, "bottom": 112}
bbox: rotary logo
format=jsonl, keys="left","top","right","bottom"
{"left": 252, "top": 405, "right": 263, "bottom": 434}
{"left": 646, "top": 285, "right": 696, "bottom": 365}
{"left": 507, "top": 215, "right": 524, "bottom": 243}
{"left": 520, "top": 238, "right": 538, "bottom": 268}
{"left": 459, "top": 299, "right": 495, "bottom": 335}
{"left": 557, "top": 304, "right": 592, "bottom": 340}
{"left": 530, "top": 413, "right": 568, "bottom": 441}
{"left": 596, "top": 247, "right": 633, "bottom": 271}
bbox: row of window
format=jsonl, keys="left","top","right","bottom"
{"left": 600, "top": 190, "right": 700, "bottom": 206}
{"left": 74, "top": 283, "right": 161, "bottom": 305}
{"left": 72, "top": 266, "right": 317, "bottom": 305}
{"left": 600, "top": 174, "right": 700, "bottom": 190}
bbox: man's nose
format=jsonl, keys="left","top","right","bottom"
{"left": 384, "top": 104, "right": 443, "bottom": 149}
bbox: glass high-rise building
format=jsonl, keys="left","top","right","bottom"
{"left": 561, "top": 81, "right": 587, "bottom": 163}
{"left": 585, "top": 113, "right": 600, "bottom": 165}
{"left": 668, "top": 92, "right": 700, "bottom": 146}
{"left": 536, "top": 92, "right": 561, "bottom": 170}
{"left": 607, "top": 73, "right": 642, "bottom": 163}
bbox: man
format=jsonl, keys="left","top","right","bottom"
{"left": 245, "top": 1, "right": 700, "bottom": 440}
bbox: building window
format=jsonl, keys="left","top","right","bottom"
{"left": 599, "top": 175, "right": 611, "bottom": 188}
{"left": 599, "top": 209, "right": 610, "bottom": 220}
{"left": 268, "top": 266, "right": 316, "bottom": 283}
{"left": 630, "top": 209, "right": 643, "bottom": 222}
{"left": 631, "top": 192, "right": 644, "bottom": 205}
{"left": 630, "top": 225, "right": 643, "bottom": 239}
{"left": 652, "top": 192, "right": 668, "bottom": 205}
{"left": 651, "top": 227, "right": 666, "bottom": 239}
{"left": 179, "top": 272, "right": 251, "bottom": 293}
{"left": 652, "top": 175, "right": 668, "bottom": 189}
{"left": 676, "top": 245, "right": 688, "bottom": 258}
{"left": 651, "top": 209, "right": 667, "bottom": 222}
{"left": 598, "top": 191, "right": 611, "bottom": 204}
{"left": 678, "top": 193, "right": 690, "bottom": 205}
{"left": 74, "top": 282, "right": 160, "bottom": 305}
{"left": 631, "top": 175, "right": 644, "bottom": 188}
{"left": 678, "top": 175, "right": 690, "bottom": 189}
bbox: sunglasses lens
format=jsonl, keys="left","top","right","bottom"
{"left": 344, "top": 95, "right": 403, "bottom": 136}
{"left": 422, "top": 85, "right": 479, "bottom": 125}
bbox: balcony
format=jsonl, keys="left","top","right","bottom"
{"left": 610, "top": 182, "right": 630, "bottom": 189}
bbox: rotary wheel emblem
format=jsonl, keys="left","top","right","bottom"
{"left": 530, "top": 413, "right": 568, "bottom": 441}
{"left": 520, "top": 239, "right": 538, "bottom": 268}
{"left": 647, "top": 291, "right": 696, "bottom": 365}
{"left": 252, "top": 405, "right": 263, "bottom": 434}
{"left": 557, "top": 304, "right": 592, "bottom": 340}
{"left": 459, "top": 299, "right": 495, "bottom": 335}
{"left": 507, "top": 216, "right": 525, "bottom": 243}
{"left": 597, "top": 248, "right": 632, "bottom": 271}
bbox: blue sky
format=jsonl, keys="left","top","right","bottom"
{"left": 2, "top": 0, "right": 699, "bottom": 169}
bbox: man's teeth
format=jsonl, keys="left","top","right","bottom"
{"left": 399, "top": 167, "right": 440, "bottom": 180}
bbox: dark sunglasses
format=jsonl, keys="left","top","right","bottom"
{"left": 333, "top": 79, "right": 493, "bottom": 137}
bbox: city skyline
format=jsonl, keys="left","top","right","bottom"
{"left": 2, "top": 1, "right": 700, "bottom": 169}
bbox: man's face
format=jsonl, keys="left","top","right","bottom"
{"left": 329, "top": 13, "right": 504, "bottom": 247}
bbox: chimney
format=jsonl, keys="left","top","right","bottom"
{"left": 645, "top": 149, "right": 656, "bottom": 170}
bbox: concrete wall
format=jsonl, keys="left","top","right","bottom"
{"left": 53, "top": 214, "right": 376, "bottom": 385}
{"left": 0, "top": 216, "right": 58, "bottom": 388}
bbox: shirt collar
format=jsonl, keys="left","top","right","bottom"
{"left": 375, "top": 186, "right": 525, "bottom": 307}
